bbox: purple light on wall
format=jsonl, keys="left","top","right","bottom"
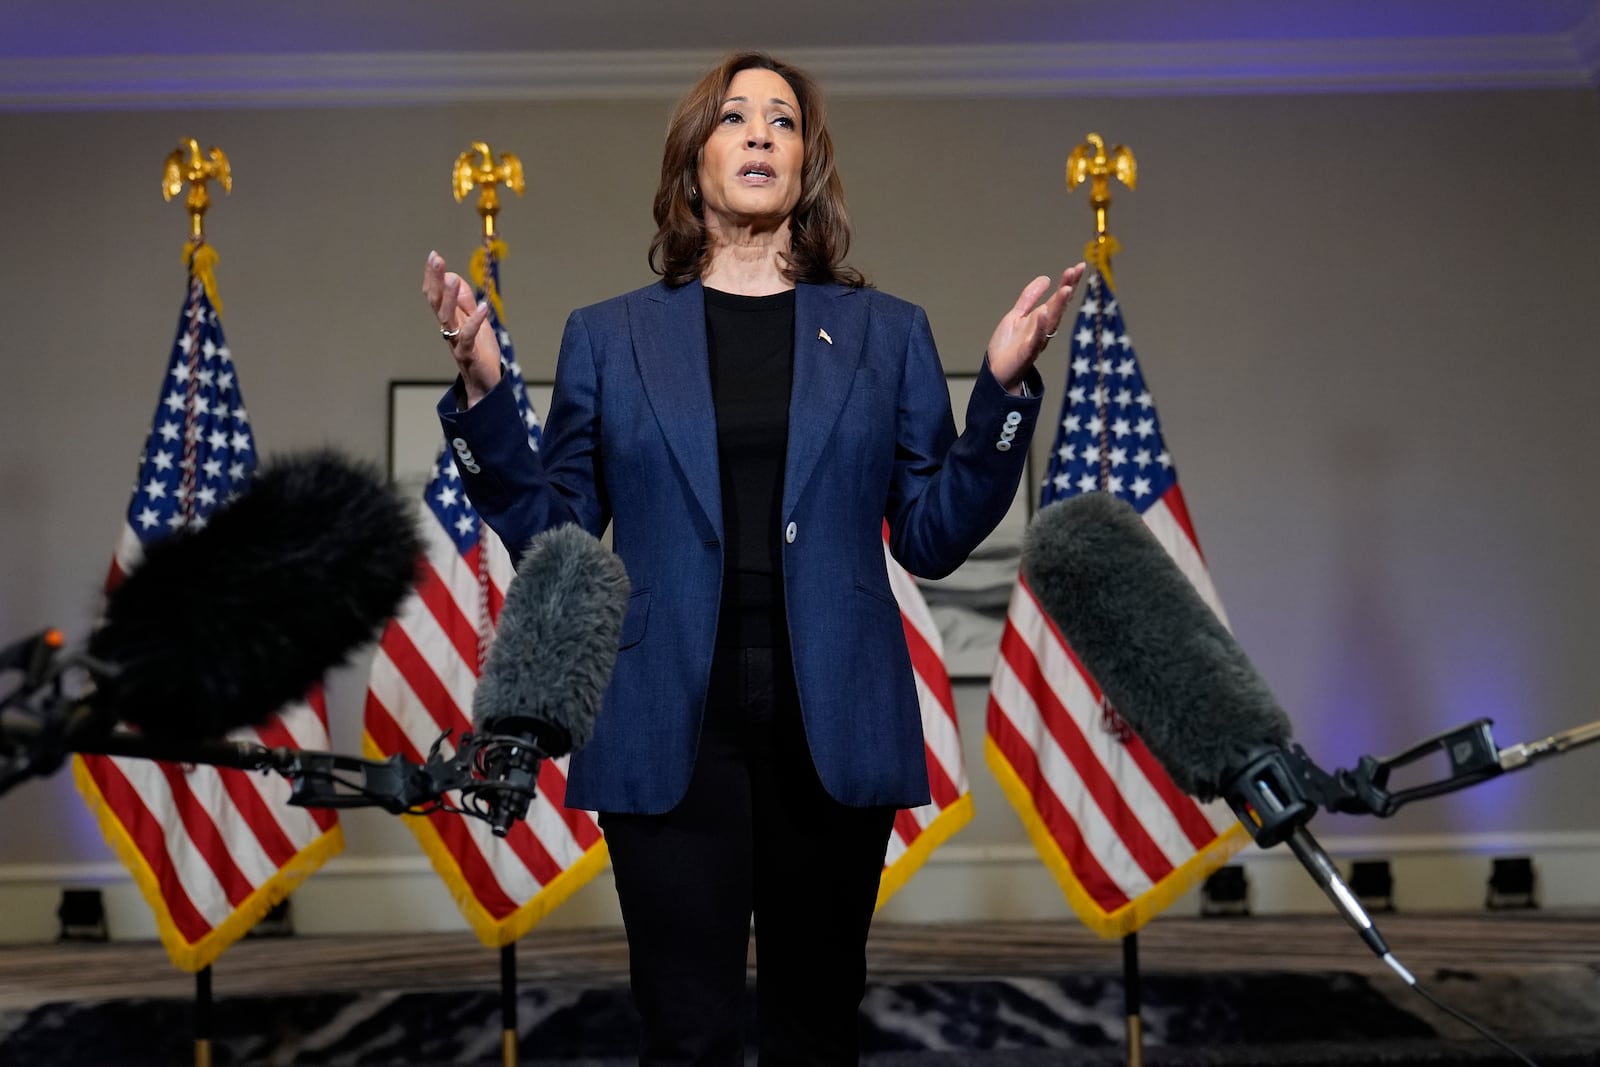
{"left": 1427, "top": 629, "right": 1538, "bottom": 833}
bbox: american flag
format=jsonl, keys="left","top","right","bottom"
{"left": 984, "top": 271, "right": 1246, "bottom": 937}
{"left": 362, "top": 244, "right": 607, "bottom": 946}
{"left": 73, "top": 248, "right": 343, "bottom": 973}
{"left": 878, "top": 530, "right": 971, "bottom": 906}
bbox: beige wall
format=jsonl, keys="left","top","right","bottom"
{"left": 2, "top": 88, "right": 1598, "bottom": 886}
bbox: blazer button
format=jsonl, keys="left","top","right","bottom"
{"left": 996, "top": 440, "right": 1012, "bottom": 452}
{"left": 451, "top": 437, "right": 482, "bottom": 473}
{"left": 1004, "top": 411, "right": 1023, "bottom": 427}
{"left": 785, "top": 521, "right": 797, "bottom": 544}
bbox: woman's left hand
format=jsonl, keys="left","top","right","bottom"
{"left": 985, "top": 263, "right": 1087, "bottom": 394}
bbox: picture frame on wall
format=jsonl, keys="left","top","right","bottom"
{"left": 910, "top": 372, "right": 1035, "bottom": 682}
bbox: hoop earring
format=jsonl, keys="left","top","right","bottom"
{"left": 689, "top": 185, "right": 699, "bottom": 200}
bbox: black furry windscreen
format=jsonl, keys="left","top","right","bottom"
{"left": 472, "top": 523, "right": 631, "bottom": 753}
{"left": 90, "top": 449, "right": 422, "bottom": 739}
{"left": 1021, "top": 491, "right": 1293, "bottom": 799}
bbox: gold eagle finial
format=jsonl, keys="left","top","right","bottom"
{"left": 162, "top": 138, "right": 232, "bottom": 241}
{"left": 1066, "top": 133, "right": 1136, "bottom": 288}
{"left": 452, "top": 142, "right": 525, "bottom": 240}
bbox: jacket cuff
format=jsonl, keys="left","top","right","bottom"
{"left": 977, "top": 355, "right": 1045, "bottom": 403}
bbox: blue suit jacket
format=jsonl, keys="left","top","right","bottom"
{"left": 439, "top": 278, "right": 1041, "bottom": 814}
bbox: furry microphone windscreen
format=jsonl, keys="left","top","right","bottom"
{"left": 90, "top": 450, "right": 422, "bottom": 739}
{"left": 471, "top": 523, "right": 631, "bottom": 754}
{"left": 1020, "top": 491, "right": 1293, "bottom": 800}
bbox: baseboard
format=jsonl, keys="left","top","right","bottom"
{"left": 878, "top": 832, "right": 1600, "bottom": 923}
{"left": 3, "top": 832, "right": 1595, "bottom": 946}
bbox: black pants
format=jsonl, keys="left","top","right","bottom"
{"left": 600, "top": 645, "right": 898, "bottom": 1067}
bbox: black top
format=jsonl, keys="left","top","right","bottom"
{"left": 704, "top": 286, "right": 796, "bottom": 648}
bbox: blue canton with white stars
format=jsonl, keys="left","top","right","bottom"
{"left": 127, "top": 274, "right": 254, "bottom": 541}
{"left": 425, "top": 254, "right": 543, "bottom": 554}
{"left": 1038, "top": 273, "right": 1176, "bottom": 514}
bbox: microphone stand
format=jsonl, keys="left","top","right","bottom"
{"left": 1222, "top": 746, "right": 1416, "bottom": 984}
{"left": 1222, "top": 715, "right": 1600, "bottom": 986}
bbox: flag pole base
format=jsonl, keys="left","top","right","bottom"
{"left": 1123, "top": 931, "right": 1143, "bottom": 1067}
{"left": 194, "top": 964, "right": 213, "bottom": 1067}
{"left": 501, "top": 942, "right": 517, "bottom": 1066}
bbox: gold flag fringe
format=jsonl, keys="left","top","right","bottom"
{"left": 361, "top": 730, "right": 609, "bottom": 948}
{"left": 875, "top": 792, "right": 975, "bottom": 911}
{"left": 985, "top": 736, "right": 1249, "bottom": 939}
{"left": 72, "top": 755, "right": 344, "bottom": 973}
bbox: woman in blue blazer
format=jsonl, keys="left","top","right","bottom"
{"left": 427, "top": 51, "right": 1083, "bottom": 1067}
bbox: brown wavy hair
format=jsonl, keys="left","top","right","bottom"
{"left": 649, "top": 51, "right": 865, "bottom": 289}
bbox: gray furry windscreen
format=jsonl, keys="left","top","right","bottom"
{"left": 472, "top": 523, "right": 631, "bottom": 753}
{"left": 1020, "top": 492, "right": 1292, "bottom": 799}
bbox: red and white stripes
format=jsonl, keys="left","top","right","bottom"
{"left": 74, "top": 525, "right": 342, "bottom": 972}
{"left": 984, "top": 486, "right": 1245, "bottom": 936}
{"left": 878, "top": 530, "right": 973, "bottom": 905}
{"left": 362, "top": 508, "right": 605, "bottom": 946}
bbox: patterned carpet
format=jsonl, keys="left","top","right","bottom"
{"left": 1, "top": 914, "right": 1597, "bottom": 1065}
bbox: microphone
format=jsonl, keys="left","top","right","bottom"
{"left": 1021, "top": 491, "right": 1292, "bottom": 800}
{"left": 88, "top": 449, "right": 422, "bottom": 740}
{"left": 471, "top": 523, "right": 630, "bottom": 835}
{"left": 1021, "top": 491, "right": 1410, "bottom": 981}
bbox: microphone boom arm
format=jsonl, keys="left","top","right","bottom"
{"left": 69, "top": 727, "right": 540, "bottom": 829}
{"left": 1223, "top": 714, "right": 1598, "bottom": 986}
{"left": 2, "top": 627, "right": 546, "bottom": 835}
{"left": 59, "top": 726, "right": 509, "bottom": 816}
{"left": 1237, "top": 716, "right": 1600, "bottom": 827}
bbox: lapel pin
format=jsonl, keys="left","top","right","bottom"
{"left": 818, "top": 328, "right": 832, "bottom": 345}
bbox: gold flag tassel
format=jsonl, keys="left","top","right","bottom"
{"left": 182, "top": 241, "right": 223, "bottom": 317}
{"left": 470, "top": 238, "right": 511, "bottom": 325}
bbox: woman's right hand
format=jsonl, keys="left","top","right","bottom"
{"left": 423, "top": 250, "right": 502, "bottom": 407}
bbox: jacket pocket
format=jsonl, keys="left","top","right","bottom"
{"left": 618, "top": 588, "right": 651, "bottom": 649}
{"left": 853, "top": 579, "right": 899, "bottom": 610}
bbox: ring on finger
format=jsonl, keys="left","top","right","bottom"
{"left": 440, "top": 325, "right": 461, "bottom": 341}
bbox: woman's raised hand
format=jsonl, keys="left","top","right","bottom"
{"left": 423, "top": 250, "right": 502, "bottom": 407}
{"left": 985, "top": 262, "right": 1086, "bottom": 394}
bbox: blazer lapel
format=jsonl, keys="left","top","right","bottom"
{"left": 629, "top": 279, "right": 722, "bottom": 537}
{"left": 784, "top": 283, "right": 866, "bottom": 518}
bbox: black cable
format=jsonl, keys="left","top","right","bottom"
{"left": 1406, "top": 974, "right": 1540, "bottom": 1066}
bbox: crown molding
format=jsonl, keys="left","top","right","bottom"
{"left": 1, "top": 35, "right": 1597, "bottom": 111}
